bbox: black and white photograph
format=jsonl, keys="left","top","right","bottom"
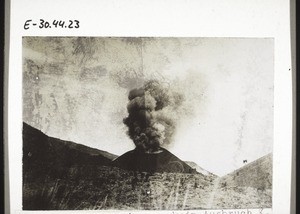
{"left": 22, "top": 37, "right": 274, "bottom": 210}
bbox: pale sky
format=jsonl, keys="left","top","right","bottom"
{"left": 23, "top": 37, "right": 273, "bottom": 176}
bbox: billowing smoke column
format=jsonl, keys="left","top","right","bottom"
{"left": 123, "top": 80, "right": 183, "bottom": 153}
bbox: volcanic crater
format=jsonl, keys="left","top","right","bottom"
{"left": 111, "top": 147, "right": 197, "bottom": 174}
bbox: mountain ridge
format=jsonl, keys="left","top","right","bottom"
{"left": 23, "top": 122, "right": 118, "bottom": 180}
{"left": 23, "top": 122, "right": 118, "bottom": 160}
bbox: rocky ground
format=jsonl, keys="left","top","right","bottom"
{"left": 23, "top": 165, "right": 271, "bottom": 210}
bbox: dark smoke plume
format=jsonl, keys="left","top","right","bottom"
{"left": 123, "top": 80, "right": 183, "bottom": 153}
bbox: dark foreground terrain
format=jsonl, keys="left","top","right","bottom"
{"left": 23, "top": 123, "right": 272, "bottom": 210}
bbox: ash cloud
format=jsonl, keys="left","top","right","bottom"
{"left": 123, "top": 80, "right": 184, "bottom": 153}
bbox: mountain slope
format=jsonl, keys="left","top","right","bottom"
{"left": 207, "top": 153, "right": 273, "bottom": 209}
{"left": 23, "top": 122, "right": 118, "bottom": 179}
{"left": 185, "top": 161, "right": 218, "bottom": 177}
{"left": 220, "top": 153, "right": 272, "bottom": 189}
